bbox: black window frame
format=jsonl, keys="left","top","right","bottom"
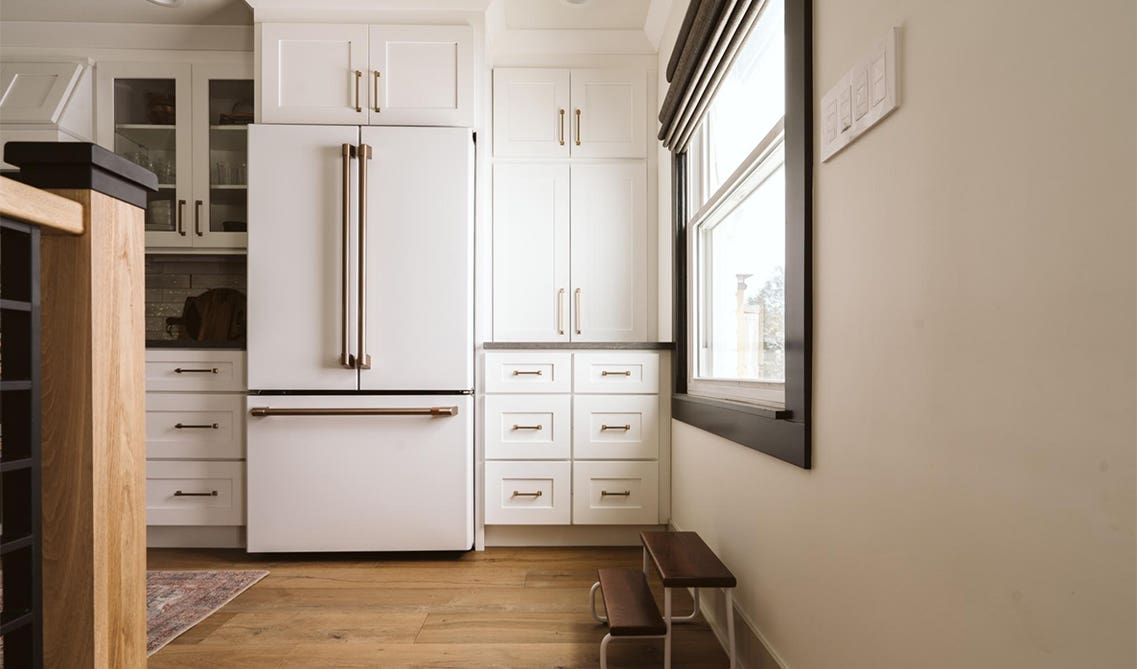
{"left": 671, "top": 0, "right": 812, "bottom": 469}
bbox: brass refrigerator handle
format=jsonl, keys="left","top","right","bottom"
{"left": 249, "top": 406, "right": 459, "bottom": 417}
{"left": 177, "top": 199, "right": 186, "bottom": 236}
{"left": 557, "top": 288, "right": 565, "bottom": 335}
{"left": 574, "top": 287, "right": 582, "bottom": 335}
{"left": 574, "top": 109, "right": 581, "bottom": 146}
{"left": 356, "top": 143, "right": 373, "bottom": 370}
{"left": 373, "top": 70, "right": 381, "bottom": 113}
{"left": 194, "top": 199, "right": 203, "bottom": 236}
{"left": 353, "top": 70, "right": 362, "bottom": 112}
{"left": 340, "top": 144, "right": 356, "bottom": 368}
{"left": 558, "top": 109, "right": 565, "bottom": 146}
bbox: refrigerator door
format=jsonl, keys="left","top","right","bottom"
{"left": 248, "top": 124, "right": 360, "bottom": 391}
{"left": 357, "top": 126, "right": 474, "bottom": 391}
{"left": 246, "top": 394, "right": 473, "bottom": 552}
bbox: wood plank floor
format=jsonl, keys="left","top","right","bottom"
{"left": 147, "top": 547, "right": 730, "bottom": 668}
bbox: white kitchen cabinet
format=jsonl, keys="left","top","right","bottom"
{"left": 146, "top": 461, "right": 246, "bottom": 526}
{"left": 368, "top": 25, "right": 474, "bottom": 127}
{"left": 493, "top": 68, "right": 645, "bottom": 159}
{"left": 259, "top": 23, "right": 473, "bottom": 127}
{"left": 492, "top": 163, "right": 570, "bottom": 342}
{"left": 483, "top": 351, "right": 573, "bottom": 394}
{"left": 572, "top": 395, "right": 659, "bottom": 460}
{"left": 570, "top": 162, "right": 647, "bottom": 342}
{"left": 146, "top": 393, "right": 245, "bottom": 460}
{"left": 145, "top": 349, "right": 247, "bottom": 392}
{"left": 572, "top": 460, "right": 659, "bottom": 525}
{"left": 484, "top": 394, "right": 572, "bottom": 460}
{"left": 259, "top": 23, "right": 369, "bottom": 125}
{"left": 0, "top": 61, "right": 84, "bottom": 125}
{"left": 484, "top": 461, "right": 572, "bottom": 525}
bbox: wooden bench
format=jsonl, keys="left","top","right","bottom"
{"left": 592, "top": 568, "right": 668, "bottom": 669}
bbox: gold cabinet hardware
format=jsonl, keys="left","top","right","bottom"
{"left": 173, "top": 367, "right": 218, "bottom": 374}
{"left": 373, "top": 70, "right": 382, "bottom": 112}
{"left": 574, "top": 108, "right": 581, "bottom": 146}
{"left": 353, "top": 69, "right": 362, "bottom": 112}
{"left": 574, "top": 288, "right": 582, "bottom": 334}
{"left": 356, "top": 143, "right": 372, "bottom": 370}
{"left": 511, "top": 490, "right": 543, "bottom": 498}
{"left": 249, "top": 406, "right": 459, "bottom": 417}
{"left": 176, "top": 199, "right": 186, "bottom": 236}
{"left": 558, "top": 109, "right": 566, "bottom": 146}
{"left": 512, "top": 369, "right": 542, "bottom": 376}
{"left": 600, "top": 490, "right": 631, "bottom": 497}
{"left": 194, "top": 199, "right": 203, "bottom": 236}
{"left": 601, "top": 370, "right": 632, "bottom": 377}
{"left": 174, "top": 423, "right": 219, "bottom": 430}
{"left": 557, "top": 288, "right": 566, "bottom": 335}
{"left": 600, "top": 424, "right": 631, "bottom": 431}
{"left": 511, "top": 424, "right": 543, "bottom": 431}
{"left": 340, "top": 144, "right": 355, "bottom": 368}
{"left": 174, "top": 490, "right": 218, "bottom": 497}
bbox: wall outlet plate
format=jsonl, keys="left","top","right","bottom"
{"left": 821, "top": 27, "right": 901, "bottom": 162}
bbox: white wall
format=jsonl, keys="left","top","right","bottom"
{"left": 661, "top": 1, "right": 1137, "bottom": 667}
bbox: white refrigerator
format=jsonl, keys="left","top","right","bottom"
{"left": 246, "top": 124, "right": 474, "bottom": 552}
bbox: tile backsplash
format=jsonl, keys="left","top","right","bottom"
{"left": 146, "top": 255, "right": 247, "bottom": 343}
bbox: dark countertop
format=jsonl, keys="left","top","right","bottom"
{"left": 483, "top": 342, "right": 674, "bottom": 350}
{"left": 146, "top": 340, "right": 246, "bottom": 350}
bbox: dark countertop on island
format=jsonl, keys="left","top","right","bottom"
{"left": 483, "top": 342, "right": 674, "bottom": 350}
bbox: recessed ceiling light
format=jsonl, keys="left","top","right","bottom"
{"left": 146, "top": 0, "right": 182, "bottom": 7}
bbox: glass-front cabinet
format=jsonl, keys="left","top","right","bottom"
{"left": 97, "top": 61, "right": 252, "bottom": 250}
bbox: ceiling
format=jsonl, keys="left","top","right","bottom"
{"left": 503, "top": 0, "right": 651, "bottom": 30}
{"left": 0, "top": 0, "right": 253, "bottom": 25}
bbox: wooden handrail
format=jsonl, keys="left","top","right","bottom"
{"left": 0, "top": 176, "right": 84, "bottom": 234}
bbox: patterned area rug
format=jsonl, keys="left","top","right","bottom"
{"left": 147, "top": 570, "right": 268, "bottom": 656}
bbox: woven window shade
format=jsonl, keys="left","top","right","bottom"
{"left": 658, "top": 0, "right": 767, "bottom": 151}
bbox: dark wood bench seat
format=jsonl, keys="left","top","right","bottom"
{"left": 641, "top": 531, "right": 737, "bottom": 588}
{"left": 597, "top": 568, "right": 667, "bottom": 637}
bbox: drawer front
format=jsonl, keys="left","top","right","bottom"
{"left": 485, "top": 352, "right": 572, "bottom": 393}
{"left": 146, "top": 461, "right": 245, "bottom": 526}
{"left": 572, "top": 461, "right": 658, "bottom": 525}
{"left": 573, "top": 395, "right": 659, "bottom": 460}
{"left": 146, "top": 393, "right": 245, "bottom": 460}
{"left": 146, "top": 350, "right": 246, "bottom": 392}
{"left": 573, "top": 352, "right": 659, "bottom": 394}
{"left": 485, "top": 461, "right": 571, "bottom": 525}
{"left": 485, "top": 395, "right": 571, "bottom": 460}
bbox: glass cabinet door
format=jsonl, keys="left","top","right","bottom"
{"left": 192, "top": 63, "right": 253, "bottom": 249}
{"left": 97, "top": 63, "right": 192, "bottom": 248}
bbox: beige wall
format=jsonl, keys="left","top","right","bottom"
{"left": 660, "top": 1, "right": 1137, "bottom": 667}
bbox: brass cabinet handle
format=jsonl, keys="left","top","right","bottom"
{"left": 512, "top": 369, "right": 542, "bottom": 376}
{"left": 600, "top": 424, "right": 631, "bottom": 431}
{"left": 373, "top": 70, "right": 381, "bottom": 113}
{"left": 512, "top": 490, "right": 543, "bottom": 498}
{"left": 601, "top": 370, "right": 632, "bottom": 377}
{"left": 558, "top": 109, "right": 565, "bottom": 146}
{"left": 174, "top": 423, "right": 219, "bottom": 430}
{"left": 177, "top": 199, "right": 186, "bottom": 236}
{"left": 557, "top": 288, "right": 565, "bottom": 335}
{"left": 511, "top": 424, "right": 543, "bottom": 431}
{"left": 340, "top": 143, "right": 355, "bottom": 369}
{"left": 356, "top": 143, "right": 372, "bottom": 370}
{"left": 353, "top": 69, "right": 362, "bottom": 112}
{"left": 249, "top": 406, "right": 458, "bottom": 417}
{"left": 574, "top": 109, "right": 581, "bottom": 146}
{"left": 174, "top": 367, "right": 218, "bottom": 374}
{"left": 574, "top": 288, "right": 582, "bottom": 335}
{"left": 194, "top": 199, "right": 203, "bottom": 236}
{"left": 174, "top": 490, "right": 218, "bottom": 497}
{"left": 601, "top": 490, "right": 631, "bottom": 497}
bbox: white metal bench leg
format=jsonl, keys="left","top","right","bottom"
{"left": 670, "top": 587, "right": 700, "bottom": 622}
{"left": 663, "top": 587, "right": 672, "bottom": 669}
{"left": 725, "top": 588, "right": 736, "bottom": 669}
{"left": 589, "top": 581, "right": 608, "bottom": 623}
{"left": 600, "top": 633, "right": 612, "bottom": 669}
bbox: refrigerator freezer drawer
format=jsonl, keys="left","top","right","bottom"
{"left": 246, "top": 394, "right": 473, "bottom": 552}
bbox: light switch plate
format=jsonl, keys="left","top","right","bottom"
{"left": 821, "top": 27, "right": 900, "bottom": 162}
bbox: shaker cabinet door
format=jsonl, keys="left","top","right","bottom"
{"left": 259, "top": 23, "right": 369, "bottom": 125}
{"left": 368, "top": 25, "right": 474, "bottom": 127}
{"left": 493, "top": 68, "right": 570, "bottom": 158}
{"left": 569, "top": 69, "right": 646, "bottom": 158}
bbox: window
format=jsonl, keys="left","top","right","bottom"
{"left": 686, "top": 0, "right": 786, "bottom": 408}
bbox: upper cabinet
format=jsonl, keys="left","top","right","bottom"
{"left": 259, "top": 23, "right": 474, "bottom": 127}
{"left": 493, "top": 68, "right": 645, "bottom": 159}
{"left": 0, "top": 61, "right": 84, "bottom": 125}
{"left": 97, "top": 61, "right": 252, "bottom": 251}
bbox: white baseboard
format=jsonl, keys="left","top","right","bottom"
{"left": 485, "top": 524, "right": 667, "bottom": 547}
{"left": 147, "top": 525, "right": 246, "bottom": 549}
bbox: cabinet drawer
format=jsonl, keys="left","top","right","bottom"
{"left": 572, "top": 461, "right": 658, "bottom": 525}
{"left": 485, "top": 352, "right": 572, "bottom": 393}
{"left": 573, "top": 352, "right": 658, "bottom": 394}
{"left": 573, "top": 395, "right": 659, "bottom": 460}
{"left": 146, "top": 393, "right": 245, "bottom": 460}
{"left": 485, "top": 461, "right": 570, "bottom": 525}
{"left": 485, "top": 395, "right": 571, "bottom": 460}
{"left": 146, "top": 350, "right": 246, "bottom": 392}
{"left": 146, "top": 461, "right": 245, "bottom": 526}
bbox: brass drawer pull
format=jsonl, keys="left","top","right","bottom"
{"left": 601, "top": 490, "right": 631, "bottom": 497}
{"left": 600, "top": 424, "right": 631, "bottom": 431}
{"left": 558, "top": 109, "right": 565, "bottom": 146}
{"left": 512, "top": 370, "right": 543, "bottom": 376}
{"left": 174, "top": 490, "right": 218, "bottom": 497}
{"left": 353, "top": 69, "right": 362, "bottom": 112}
{"left": 512, "top": 490, "right": 543, "bottom": 498}
{"left": 174, "top": 367, "right": 219, "bottom": 374}
{"left": 601, "top": 370, "right": 632, "bottom": 377}
{"left": 512, "top": 424, "right": 543, "bottom": 431}
{"left": 174, "top": 423, "right": 219, "bottom": 430}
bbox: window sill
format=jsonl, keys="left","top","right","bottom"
{"left": 672, "top": 393, "right": 809, "bottom": 469}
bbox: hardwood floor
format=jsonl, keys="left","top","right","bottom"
{"left": 147, "top": 547, "right": 730, "bottom": 668}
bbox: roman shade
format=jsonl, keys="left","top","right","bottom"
{"left": 658, "top": 0, "right": 768, "bottom": 151}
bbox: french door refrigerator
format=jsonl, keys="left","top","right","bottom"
{"left": 246, "top": 125, "right": 474, "bottom": 552}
